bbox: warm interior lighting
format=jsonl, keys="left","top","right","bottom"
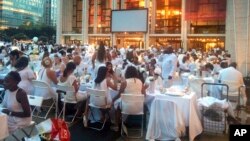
{"left": 173, "top": 10, "right": 181, "bottom": 15}
{"left": 161, "top": 10, "right": 165, "bottom": 15}
{"left": 139, "top": 1, "right": 145, "bottom": 7}
{"left": 97, "top": 24, "right": 102, "bottom": 28}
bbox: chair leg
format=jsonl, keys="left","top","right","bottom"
{"left": 121, "top": 115, "right": 144, "bottom": 139}
{"left": 88, "top": 108, "right": 109, "bottom": 131}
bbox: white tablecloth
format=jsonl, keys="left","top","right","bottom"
{"left": 0, "top": 113, "right": 9, "bottom": 140}
{"left": 145, "top": 90, "right": 203, "bottom": 141}
{"left": 189, "top": 76, "right": 216, "bottom": 98}
{"left": 0, "top": 68, "right": 9, "bottom": 80}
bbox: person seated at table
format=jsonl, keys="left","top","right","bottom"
{"left": 83, "top": 66, "right": 119, "bottom": 127}
{"left": 1, "top": 71, "right": 31, "bottom": 133}
{"left": 217, "top": 62, "right": 246, "bottom": 105}
{"left": 52, "top": 54, "right": 66, "bottom": 77}
{"left": 73, "top": 55, "right": 85, "bottom": 77}
{"left": 204, "top": 63, "right": 214, "bottom": 76}
{"left": 179, "top": 56, "right": 191, "bottom": 74}
{"left": 37, "top": 57, "right": 58, "bottom": 99}
{"left": 6, "top": 49, "right": 20, "bottom": 70}
{"left": 106, "top": 61, "right": 118, "bottom": 80}
{"left": 15, "top": 56, "right": 36, "bottom": 95}
{"left": 112, "top": 66, "right": 145, "bottom": 131}
{"left": 58, "top": 62, "right": 87, "bottom": 102}
{"left": 143, "top": 67, "right": 163, "bottom": 93}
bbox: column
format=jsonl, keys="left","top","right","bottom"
{"left": 82, "top": 0, "right": 89, "bottom": 44}
{"left": 111, "top": 0, "right": 117, "bottom": 47}
{"left": 144, "top": 0, "right": 150, "bottom": 49}
{"left": 181, "top": 0, "right": 187, "bottom": 51}
{"left": 56, "top": 0, "right": 63, "bottom": 44}
{"left": 93, "top": 0, "right": 98, "bottom": 34}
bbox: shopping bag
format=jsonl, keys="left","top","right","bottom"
{"left": 36, "top": 118, "right": 70, "bottom": 141}
{"left": 51, "top": 118, "right": 70, "bottom": 141}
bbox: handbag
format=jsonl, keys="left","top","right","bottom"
{"left": 36, "top": 118, "right": 70, "bottom": 141}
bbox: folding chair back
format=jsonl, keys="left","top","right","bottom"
{"left": 56, "top": 84, "right": 77, "bottom": 123}
{"left": 121, "top": 94, "right": 144, "bottom": 115}
{"left": 32, "top": 80, "right": 51, "bottom": 100}
{"left": 121, "top": 94, "right": 145, "bottom": 138}
{"left": 87, "top": 88, "right": 107, "bottom": 108}
{"left": 86, "top": 88, "right": 109, "bottom": 131}
{"left": 56, "top": 84, "right": 76, "bottom": 103}
{"left": 32, "top": 80, "right": 56, "bottom": 119}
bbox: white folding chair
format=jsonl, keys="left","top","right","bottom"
{"left": 120, "top": 94, "right": 145, "bottom": 138}
{"left": 87, "top": 88, "right": 110, "bottom": 131}
{"left": 146, "top": 98, "right": 186, "bottom": 141}
{"left": 31, "top": 80, "right": 56, "bottom": 119}
{"left": 221, "top": 80, "right": 245, "bottom": 108}
{"left": 0, "top": 84, "right": 5, "bottom": 102}
{"left": 56, "top": 84, "right": 78, "bottom": 124}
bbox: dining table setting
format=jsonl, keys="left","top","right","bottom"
{"left": 145, "top": 85, "right": 203, "bottom": 141}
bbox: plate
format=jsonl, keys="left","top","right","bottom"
{"left": 165, "top": 91, "right": 185, "bottom": 96}
{"left": 165, "top": 87, "right": 185, "bottom": 96}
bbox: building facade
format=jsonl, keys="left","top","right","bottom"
{"left": 57, "top": 0, "right": 250, "bottom": 75}
{"left": 0, "top": 0, "right": 44, "bottom": 29}
{"left": 43, "top": 0, "right": 57, "bottom": 27}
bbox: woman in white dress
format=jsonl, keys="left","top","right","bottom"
{"left": 1, "top": 71, "right": 31, "bottom": 133}
{"left": 15, "top": 56, "right": 36, "bottom": 95}
{"left": 112, "top": 66, "right": 145, "bottom": 131}
{"left": 83, "top": 66, "right": 118, "bottom": 127}
{"left": 91, "top": 41, "right": 108, "bottom": 78}
{"left": 52, "top": 54, "right": 66, "bottom": 77}
{"left": 58, "top": 62, "right": 87, "bottom": 102}
{"left": 37, "top": 57, "right": 58, "bottom": 99}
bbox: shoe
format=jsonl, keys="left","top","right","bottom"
{"left": 83, "top": 115, "right": 88, "bottom": 127}
{"left": 110, "top": 125, "right": 119, "bottom": 132}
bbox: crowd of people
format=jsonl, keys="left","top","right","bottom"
{"left": 0, "top": 40, "right": 248, "bottom": 134}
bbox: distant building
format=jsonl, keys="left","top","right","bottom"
{"left": 57, "top": 0, "right": 250, "bottom": 75}
{"left": 0, "top": 0, "right": 43, "bottom": 29}
{"left": 43, "top": 0, "right": 57, "bottom": 27}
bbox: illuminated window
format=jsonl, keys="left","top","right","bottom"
{"left": 153, "top": 0, "right": 182, "bottom": 34}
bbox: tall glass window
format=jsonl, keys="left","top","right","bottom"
{"left": 185, "top": 0, "right": 226, "bottom": 34}
{"left": 97, "top": 0, "right": 111, "bottom": 34}
{"left": 72, "top": 0, "right": 82, "bottom": 33}
{"left": 154, "top": 0, "right": 181, "bottom": 34}
{"left": 88, "top": 0, "right": 95, "bottom": 34}
{"left": 124, "top": 0, "right": 145, "bottom": 9}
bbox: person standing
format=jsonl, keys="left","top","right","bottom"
{"left": 161, "top": 46, "right": 178, "bottom": 88}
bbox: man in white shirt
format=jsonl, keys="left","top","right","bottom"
{"left": 218, "top": 62, "right": 246, "bottom": 106}
{"left": 73, "top": 55, "right": 85, "bottom": 77}
{"left": 161, "top": 46, "right": 178, "bottom": 88}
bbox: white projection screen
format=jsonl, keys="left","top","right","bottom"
{"left": 111, "top": 9, "right": 148, "bottom": 32}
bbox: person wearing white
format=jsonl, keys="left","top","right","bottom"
{"left": 73, "top": 55, "right": 85, "bottom": 77}
{"left": 1, "top": 71, "right": 31, "bottom": 133}
{"left": 58, "top": 62, "right": 87, "bottom": 102}
{"left": 15, "top": 56, "right": 36, "bottom": 95}
{"left": 218, "top": 62, "right": 246, "bottom": 106}
{"left": 161, "top": 47, "right": 178, "bottom": 88}
{"left": 38, "top": 57, "right": 58, "bottom": 99}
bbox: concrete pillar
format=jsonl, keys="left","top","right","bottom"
{"left": 56, "top": 0, "right": 63, "bottom": 44}
{"left": 226, "top": 0, "right": 250, "bottom": 75}
{"left": 181, "top": 0, "right": 187, "bottom": 51}
{"left": 111, "top": 0, "right": 117, "bottom": 47}
{"left": 82, "top": 0, "right": 89, "bottom": 44}
{"left": 144, "top": 0, "right": 149, "bottom": 49}
{"left": 93, "top": 0, "right": 98, "bottom": 34}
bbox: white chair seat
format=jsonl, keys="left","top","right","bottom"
{"left": 121, "top": 94, "right": 145, "bottom": 138}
